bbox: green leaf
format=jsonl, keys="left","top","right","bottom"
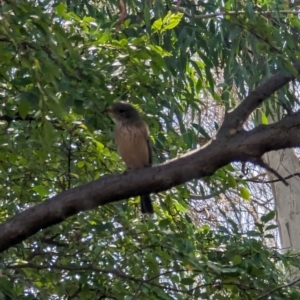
{"left": 232, "top": 255, "right": 242, "bottom": 265}
{"left": 152, "top": 12, "right": 183, "bottom": 33}
{"left": 181, "top": 277, "right": 195, "bottom": 285}
{"left": 219, "top": 226, "right": 230, "bottom": 234}
{"left": 265, "top": 224, "right": 278, "bottom": 231}
{"left": 239, "top": 187, "right": 251, "bottom": 201}
{"left": 191, "top": 123, "right": 211, "bottom": 140}
{"left": 97, "top": 33, "right": 111, "bottom": 44}
{"left": 33, "top": 185, "right": 48, "bottom": 197}
{"left": 149, "top": 45, "right": 171, "bottom": 57}
{"left": 161, "top": 12, "right": 183, "bottom": 32}
{"left": 247, "top": 230, "right": 261, "bottom": 237}
{"left": 151, "top": 18, "right": 163, "bottom": 33}
{"left": 144, "top": 4, "right": 152, "bottom": 34}
{"left": 207, "top": 262, "right": 222, "bottom": 274}
{"left": 18, "top": 99, "right": 30, "bottom": 119}
{"left": 227, "top": 175, "right": 237, "bottom": 188}
{"left": 0, "top": 277, "right": 15, "bottom": 298}
{"left": 261, "top": 210, "right": 276, "bottom": 223}
{"left": 264, "top": 234, "right": 274, "bottom": 239}
{"left": 77, "top": 161, "right": 85, "bottom": 168}
{"left": 159, "top": 219, "right": 171, "bottom": 228}
{"left": 261, "top": 112, "right": 268, "bottom": 125}
{"left": 56, "top": 3, "right": 66, "bottom": 17}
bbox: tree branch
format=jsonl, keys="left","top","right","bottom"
{"left": 218, "top": 62, "right": 300, "bottom": 136}
{"left": 255, "top": 276, "right": 300, "bottom": 300}
{"left": 1, "top": 64, "right": 300, "bottom": 252}
{"left": 174, "top": 8, "right": 300, "bottom": 20}
{"left": 6, "top": 263, "right": 194, "bottom": 294}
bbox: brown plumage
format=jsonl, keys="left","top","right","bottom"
{"left": 105, "top": 101, "right": 153, "bottom": 214}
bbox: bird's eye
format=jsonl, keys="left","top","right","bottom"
{"left": 119, "top": 109, "right": 125, "bottom": 114}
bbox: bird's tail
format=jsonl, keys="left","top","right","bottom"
{"left": 140, "top": 194, "right": 154, "bottom": 214}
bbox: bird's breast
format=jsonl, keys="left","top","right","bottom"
{"left": 114, "top": 124, "right": 150, "bottom": 170}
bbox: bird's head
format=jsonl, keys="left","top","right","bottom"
{"left": 105, "top": 102, "right": 141, "bottom": 125}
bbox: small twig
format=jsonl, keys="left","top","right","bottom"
{"left": 175, "top": 0, "right": 181, "bottom": 12}
{"left": 116, "top": 0, "right": 127, "bottom": 29}
{"left": 174, "top": 8, "right": 300, "bottom": 20}
{"left": 245, "top": 172, "right": 300, "bottom": 184}
{"left": 190, "top": 188, "right": 226, "bottom": 200}
{"left": 0, "top": 113, "right": 35, "bottom": 122}
{"left": 251, "top": 158, "right": 289, "bottom": 186}
{"left": 255, "top": 277, "right": 300, "bottom": 300}
{"left": 241, "top": 162, "right": 248, "bottom": 175}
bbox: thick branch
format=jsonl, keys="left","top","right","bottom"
{"left": 1, "top": 110, "right": 300, "bottom": 252}
{"left": 176, "top": 9, "right": 300, "bottom": 20}
{"left": 218, "top": 62, "right": 300, "bottom": 136}
{"left": 1, "top": 62, "right": 300, "bottom": 252}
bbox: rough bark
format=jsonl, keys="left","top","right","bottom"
{"left": 263, "top": 106, "right": 300, "bottom": 281}
{"left": 265, "top": 148, "right": 300, "bottom": 256}
{"left": 1, "top": 63, "right": 300, "bottom": 253}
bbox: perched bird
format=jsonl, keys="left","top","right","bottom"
{"left": 105, "top": 101, "right": 154, "bottom": 214}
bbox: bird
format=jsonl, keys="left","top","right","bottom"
{"left": 105, "top": 101, "right": 154, "bottom": 214}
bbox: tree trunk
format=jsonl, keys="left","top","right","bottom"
{"left": 264, "top": 149, "right": 300, "bottom": 256}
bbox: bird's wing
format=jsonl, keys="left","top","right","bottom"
{"left": 137, "top": 120, "right": 152, "bottom": 167}
{"left": 147, "top": 138, "right": 152, "bottom": 166}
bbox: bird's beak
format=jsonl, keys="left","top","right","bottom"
{"left": 103, "top": 107, "right": 113, "bottom": 114}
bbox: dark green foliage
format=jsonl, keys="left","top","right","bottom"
{"left": 0, "top": 0, "right": 300, "bottom": 299}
